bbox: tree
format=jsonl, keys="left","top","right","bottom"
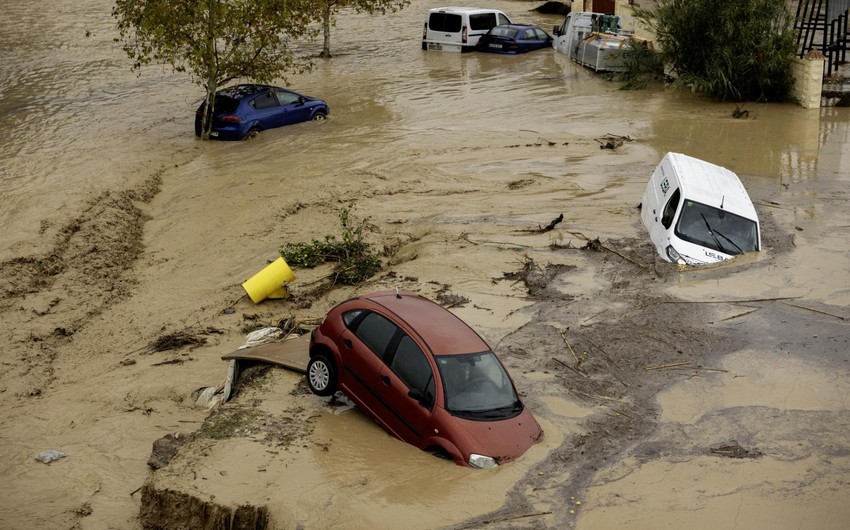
{"left": 318, "top": 0, "right": 409, "bottom": 58}
{"left": 113, "top": 0, "right": 318, "bottom": 139}
{"left": 635, "top": 0, "right": 796, "bottom": 102}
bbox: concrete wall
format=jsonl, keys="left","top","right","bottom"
{"left": 791, "top": 52, "right": 825, "bottom": 109}
{"left": 615, "top": 0, "right": 657, "bottom": 44}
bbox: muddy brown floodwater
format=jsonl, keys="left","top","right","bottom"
{"left": 2, "top": 0, "right": 849, "bottom": 529}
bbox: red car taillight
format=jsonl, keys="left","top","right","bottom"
{"left": 462, "top": 25, "right": 468, "bottom": 43}
{"left": 221, "top": 115, "right": 241, "bottom": 123}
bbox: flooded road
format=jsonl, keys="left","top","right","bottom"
{"left": 1, "top": 0, "right": 849, "bottom": 528}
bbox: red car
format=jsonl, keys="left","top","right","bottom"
{"left": 307, "top": 291, "right": 543, "bottom": 468}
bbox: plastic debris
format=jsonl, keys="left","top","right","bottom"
{"left": 35, "top": 450, "right": 66, "bottom": 464}
{"left": 237, "top": 327, "right": 283, "bottom": 350}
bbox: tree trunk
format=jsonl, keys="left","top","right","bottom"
{"left": 322, "top": 3, "right": 332, "bottom": 58}
{"left": 202, "top": 78, "right": 217, "bottom": 140}
{"left": 202, "top": 0, "right": 217, "bottom": 140}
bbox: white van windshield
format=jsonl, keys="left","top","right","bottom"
{"left": 674, "top": 199, "right": 759, "bottom": 255}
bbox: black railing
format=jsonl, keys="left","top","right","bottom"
{"left": 795, "top": 0, "right": 850, "bottom": 75}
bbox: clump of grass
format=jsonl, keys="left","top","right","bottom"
{"left": 281, "top": 204, "right": 381, "bottom": 285}
{"left": 148, "top": 330, "right": 207, "bottom": 353}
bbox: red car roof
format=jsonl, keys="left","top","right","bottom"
{"left": 363, "top": 291, "right": 489, "bottom": 356}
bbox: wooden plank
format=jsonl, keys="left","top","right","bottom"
{"left": 221, "top": 333, "right": 310, "bottom": 374}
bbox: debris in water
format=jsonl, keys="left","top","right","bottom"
{"left": 732, "top": 105, "right": 750, "bottom": 119}
{"left": 595, "top": 134, "right": 633, "bottom": 150}
{"left": 539, "top": 213, "right": 564, "bottom": 232}
{"left": 148, "top": 330, "right": 207, "bottom": 353}
{"left": 35, "top": 450, "right": 66, "bottom": 464}
{"left": 710, "top": 442, "right": 762, "bottom": 459}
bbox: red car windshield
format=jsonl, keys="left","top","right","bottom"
{"left": 435, "top": 352, "right": 521, "bottom": 420}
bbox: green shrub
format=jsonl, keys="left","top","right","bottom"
{"left": 616, "top": 40, "right": 665, "bottom": 90}
{"left": 280, "top": 204, "right": 382, "bottom": 286}
{"left": 634, "top": 0, "right": 796, "bottom": 101}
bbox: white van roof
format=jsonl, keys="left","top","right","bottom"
{"left": 429, "top": 6, "right": 504, "bottom": 13}
{"left": 664, "top": 152, "right": 758, "bottom": 220}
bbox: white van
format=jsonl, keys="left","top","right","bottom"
{"left": 422, "top": 7, "right": 513, "bottom": 52}
{"left": 640, "top": 153, "right": 761, "bottom": 265}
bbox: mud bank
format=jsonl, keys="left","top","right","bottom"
{"left": 138, "top": 214, "right": 850, "bottom": 529}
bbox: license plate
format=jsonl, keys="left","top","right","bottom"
{"left": 428, "top": 43, "right": 442, "bottom": 50}
{"left": 488, "top": 43, "right": 502, "bottom": 49}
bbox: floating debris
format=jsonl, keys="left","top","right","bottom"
{"left": 595, "top": 134, "right": 633, "bottom": 150}
{"left": 710, "top": 442, "right": 762, "bottom": 459}
{"left": 35, "top": 450, "right": 66, "bottom": 464}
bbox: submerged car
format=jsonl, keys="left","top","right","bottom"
{"left": 476, "top": 24, "right": 553, "bottom": 54}
{"left": 307, "top": 291, "right": 543, "bottom": 468}
{"left": 640, "top": 152, "right": 761, "bottom": 265}
{"left": 194, "top": 84, "right": 329, "bottom": 140}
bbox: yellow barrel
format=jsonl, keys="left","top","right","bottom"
{"left": 242, "top": 257, "right": 296, "bottom": 304}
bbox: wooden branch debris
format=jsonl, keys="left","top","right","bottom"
{"left": 611, "top": 408, "right": 635, "bottom": 419}
{"left": 598, "top": 242, "right": 649, "bottom": 270}
{"left": 558, "top": 329, "right": 581, "bottom": 365}
{"left": 657, "top": 296, "right": 798, "bottom": 305}
{"left": 458, "top": 511, "right": 553, "bottom": 529}
{"left": 673, "top": 366, "right": 729, "bottom": 373}
{"left": 637, "top": 331, "right": 678, "bottom": 349}
{"left": 643, "top": 361, "right": 692, "bottom": 371}
{"left": 644, "top": 361, "right": 729, "bottom": 373}
{"left": 782, "top": 302, "right": 847, "bottom": 321}
{"left": 540, "top": 213, "right": 564, "bottom": 232}
{"left": 553, "top": 357, "right": 587, "bottom": 378}
{"left": 713, "top": 307, "right": 762, "bottom": 323}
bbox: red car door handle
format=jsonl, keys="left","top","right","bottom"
{"left": 343, "top": 339, "right": 353, "bottom": 348}
{"left": 381, "top": 375, "right": 391, "bottom": 386}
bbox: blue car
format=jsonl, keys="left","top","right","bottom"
{"left": 475, "top": 24, "right": 553, "bottom": 54}
{"left": 194, "top": 84, "right": 329, "bottom": 140}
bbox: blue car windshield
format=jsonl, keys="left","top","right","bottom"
{"left": 436, "top": 352, "right": 520, "bottom": 420}
{"left": 675, "top": 199, "right": 759, "bottom": 255}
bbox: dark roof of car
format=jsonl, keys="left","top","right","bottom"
{"left": 217, "top": 84, "right": 275, "bottom": 100}
{"left": 364, "top": 291, "right": 489, "bottom": 356}
{"left": 492, "top": 24, "right": 538, "bottom": 29}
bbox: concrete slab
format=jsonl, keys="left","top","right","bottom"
{"left": 221, "top": 333, "right": 310, "bottom": 374}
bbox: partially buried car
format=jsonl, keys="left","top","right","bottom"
{"left": 194, "top": 84, "right": 329, "bottom": 140}
{"left": 476, "top": 24, "right": 553, "bottom": 54}
{"left": 307, "top": 291, "right": 543, "bottom": 468}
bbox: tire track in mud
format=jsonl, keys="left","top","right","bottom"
{"left": 0, "top": 171, "right": 163, "bottom": 397}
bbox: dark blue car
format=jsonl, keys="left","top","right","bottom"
{"left": 195, "top": 84, "right": 329, "bottom": 140}
{"left": 475, "top": 24, "right": 553, "bottom": 54}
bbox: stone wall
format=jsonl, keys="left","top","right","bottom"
{"left": 791, "top": 52, "right": 825, "bottom": 109}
